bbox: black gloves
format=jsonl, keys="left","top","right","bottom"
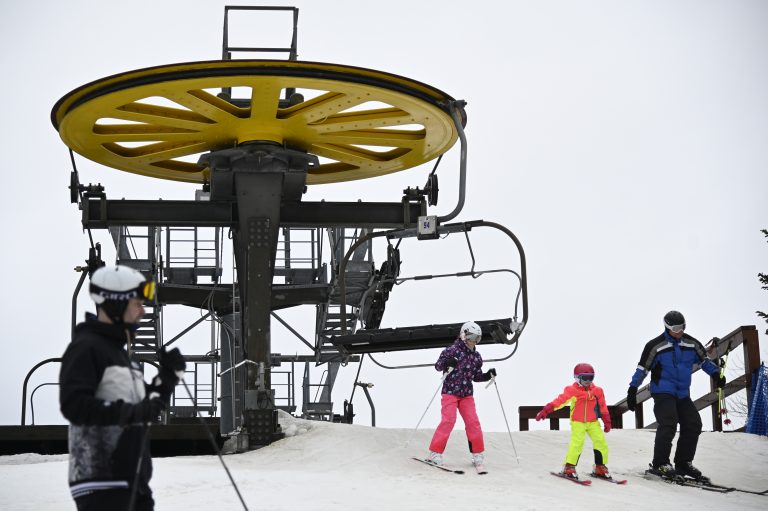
{"left": 159, "top": 346, "right": 186, "bottom": 373}
{"left": 444, "top": 357, "right": 458, "bottom": 369}
{"left": 151, "top": 347, "right": 186, "bottom": 402}
{"left": 627, "top": 386, "right": 637, "bottom": 412}
{"left": 485, "top": 368, "right": 497, "bottom": 378}
{"left": 716, "top": 375, "right": 726, "bottom": 389}
{"left": 118, "top": 398, "right": 165, "bottom": 425}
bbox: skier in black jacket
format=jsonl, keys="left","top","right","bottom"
{"left": 59, "top": 265, "right": 186, "bottom": 511}
{"left": 626, "top": 310, "right": 724, "bottom": 480}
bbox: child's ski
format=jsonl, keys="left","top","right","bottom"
{"left": 550, "top": 472, "right": 591, "bottom": 485}
{"left": 589, "top": 473, "right": 627, "bottom": 485}
{"left": 411, "top": 457, "right": 465, "bottom": 474}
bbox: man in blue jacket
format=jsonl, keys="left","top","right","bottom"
{"left": 626, "top": 310, "right": 725, "bottom": 480}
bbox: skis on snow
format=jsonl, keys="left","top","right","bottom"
{"left": 412, "top": 457, "right": 464, "bottom": 474}
{"left": 550, "top": 471, "right": 591, "bottom": 485}
{"left": 643, "top": 465, "right": 767, "bottom": 496}
{"left": 590, "top": 472, "right": 628, "bottom": 485}
{"left": 411, "top": 457, "right": 489, "bottom": 475}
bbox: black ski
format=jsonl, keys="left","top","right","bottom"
{"left": 681, "top": 478, "right": 768, "bottom": 496}
{"left": 412, "top": 457, "right": 465, "bottom": 474}
{"left": 644, "top": 467, "right": 766, "bottom": 495}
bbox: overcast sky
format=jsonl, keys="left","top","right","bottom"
{"left": 1, "top": 0, "right": 766, "bottom": 433}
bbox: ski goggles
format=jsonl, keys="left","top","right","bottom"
{"left": 90, "top": 280, "right": 156, "bottom": 303}
{"left": 575, "top": 373, "right": 594, "bottom": 383}
{"left": 464, "top": 332, "right": 482, "bottom": 343}
{"left": 665, "top": 322, "right": 685, "bottom": 333}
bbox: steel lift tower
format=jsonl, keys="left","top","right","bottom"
{"left": 43, "top": 6, "right": 528, "bottom": 451}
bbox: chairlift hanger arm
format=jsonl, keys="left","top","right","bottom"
{"left": 436, "top": 101, "right": 468, "bottom": 223}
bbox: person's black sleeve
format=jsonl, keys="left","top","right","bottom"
{"left": 117, "top": 397, "right": 165, "bottom": 425}
{"left": 475, "top": 367, "right": 496, "bottom": 382}
{"left": 59, "top": 341, "right": 124, "bottom": 426}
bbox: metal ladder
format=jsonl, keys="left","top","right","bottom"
{"left": 109, "top": 226, "right": 162, "bottom": 355}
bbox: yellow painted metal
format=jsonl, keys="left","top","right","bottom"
{"left": 53, "top": 60, "right": 459, "bottom": 184}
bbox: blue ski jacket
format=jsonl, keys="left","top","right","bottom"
{"left": 629, "top": 331, "right": 719, "bottom": 398}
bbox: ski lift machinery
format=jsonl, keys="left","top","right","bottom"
{"left": 49, "top": 6, "right": 528, "bottom": 450}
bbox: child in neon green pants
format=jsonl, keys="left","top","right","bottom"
{"left": 535, "top": 363, "right": 612, "bottom": 480}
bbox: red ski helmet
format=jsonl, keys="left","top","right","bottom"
{"left": 573, "top": 363, "right": 595, "bottom": 385}
{"left": 573, "top": 362, "right": 595, "bottom": 376}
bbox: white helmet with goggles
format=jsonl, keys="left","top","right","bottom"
{"left": 89, "top": 265, "right": 155, "bottom": 324}
{"left": 459, "top": 321, "right": 482, "bottom": 343}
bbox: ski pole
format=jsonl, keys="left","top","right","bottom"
{"left": 718, "top": 351, "right": 731, "bottom": 427}
{"left": 404, "top": 368, "right": 452, "bottom": 448}
{"left": 489, "top": 376, "right": 520, "bottom": 464}
{"left": 180, "top": 378, "right": 249, "bottom": 510}
{"left": 128, "top": 424, "right": 152, "bottom": 511}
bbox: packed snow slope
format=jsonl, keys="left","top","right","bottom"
{"left": 1, "top": 413, "right": 766, "bottom": 510}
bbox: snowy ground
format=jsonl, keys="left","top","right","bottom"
{"left": 1, "top": 413, "right": 766, "bottom": 510}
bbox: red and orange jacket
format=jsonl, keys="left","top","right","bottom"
{"left": 546, "top": 382, "right": 610, "bottom": 425}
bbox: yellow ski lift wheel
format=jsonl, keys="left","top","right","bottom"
{"left": 52, "top": 60, "right": 461, "bottom": 185}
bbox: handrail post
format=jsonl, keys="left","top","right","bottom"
{"left": 21, "top": 358, "right": 62, "bottom": 425}
{"left": 743, "top": 326, "right": 761, "bottom": 407}
{"left": 71, "top": 269, "right": 88, "bottom": 340}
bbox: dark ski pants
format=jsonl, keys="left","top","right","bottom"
{"left": 652, "top": 394, "right": 702, "bottom": 467}
{"left": 75, "top": 489, "right": 154, "bottom": 511}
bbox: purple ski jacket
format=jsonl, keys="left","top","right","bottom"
{"left": 435, "top": 338, "right": 491, "bottom": 397}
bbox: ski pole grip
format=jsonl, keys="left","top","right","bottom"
{"left": 441, "top": 367, "right": 454, "bottom": 381}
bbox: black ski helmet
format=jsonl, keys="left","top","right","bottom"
{"left": 663, "top": 310, "right": 686, "bottom": 332}
{"left": 89, "top": 265, "right": 155, "bottom": 324}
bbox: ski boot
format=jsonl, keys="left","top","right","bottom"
{"left": 675, "top": 462, "right": 709, "bottom": 483}
{"left": 647, "top": 462, "right": 681, "bottom": 481}
{"left": 471, "top": 452, "right": 485, "bottom": 467}
{"left": 591, "top": 464, "right": 612, "bottom": 479}
{"left": 561, "top": 463, "right": 579, "bottom": 480}
{"left": 426, "top": 451, "right": 444, "bottom": 466}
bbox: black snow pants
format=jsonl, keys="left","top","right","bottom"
{"left": 75, "top": 488, "right": 154, "bottom": 511}
{"left": 652, "top": 394, "right": 702, "bottom": 467}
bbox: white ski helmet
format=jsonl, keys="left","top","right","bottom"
{"left": 89, "top": 265, "right": 154, "bottom": 324}
{"left": 459, "top": 321, "right": 482, "bottom": 342}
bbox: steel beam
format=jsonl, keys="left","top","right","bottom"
{"left": 81, "top": 198, "right": 424, "bottom": 229}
